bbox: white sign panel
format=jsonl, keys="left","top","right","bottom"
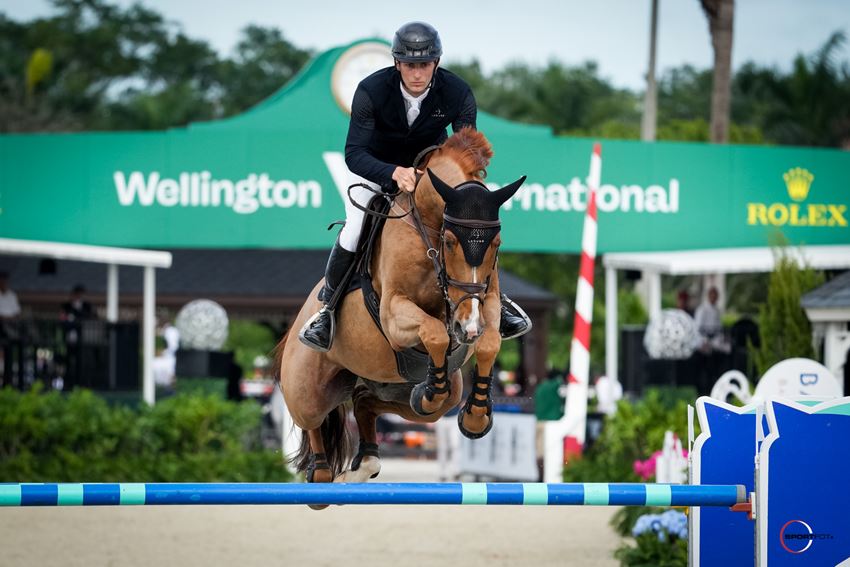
{"left": 754, "top": 357, "right": 842, "bottom": 400}
{"left": 458, "top": 412, "right": 538, "bottom": 481}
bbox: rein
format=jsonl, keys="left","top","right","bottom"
{"left": 407, "top": 186, "right": 497, "bottom": 352}
{"left": 345, "top": 144, "right": 497, "bottom": 353}
{"left": 344, "top": 144, "right": 443, "bottom": 222}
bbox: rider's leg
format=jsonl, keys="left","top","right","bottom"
{"left": 299, "top": 179, "right": 379, "bottom": 352}
{"left": 499, "top": 293, "right": 532, "bottom": 340}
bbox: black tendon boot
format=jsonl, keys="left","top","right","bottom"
{"left": 298, "top": 242, "right": 357, "bottom": 352}
{"left": 499, "top": 293, "right": 533, "bottom": 340}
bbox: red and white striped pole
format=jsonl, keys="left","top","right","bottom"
{"left": 544, "top": 143, "right": 602, "bottom": 482}
{"left": 563, "top": 142, "right": 601, "bottom": 457}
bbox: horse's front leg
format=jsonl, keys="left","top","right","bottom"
{"left": 459, "top": 291, "right": 502, "bottom": 439}
{"left": 382, "top": 293, "right": 452, "bottom": 416}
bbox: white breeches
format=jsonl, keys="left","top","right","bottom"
{"left": 338, "top": 173, "right": 381, "bottom": 252}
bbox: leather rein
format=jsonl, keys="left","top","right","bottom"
{"left": 349, "top": 147, "right": 498, "bottom": 349}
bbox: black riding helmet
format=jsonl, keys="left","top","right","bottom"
{"left": 392, "top": 22, "right": 442, "bottom": 63}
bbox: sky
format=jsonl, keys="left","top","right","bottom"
{"left": 2, "top": 0, "right": 849, "bottom": 90}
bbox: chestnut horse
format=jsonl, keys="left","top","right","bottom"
{"left": 274, "top": 128, "right": 524, "bottom": 492}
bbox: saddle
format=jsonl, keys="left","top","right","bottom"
{"left": 337, "top": 189, "right": 468, "bottom": 384}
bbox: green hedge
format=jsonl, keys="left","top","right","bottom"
{"left": 0, "top": 386, "right": 292, "bottom": 483}
{"left": 563, "top": 387, "right": 696, "bottom": 484}
{"left": 561, "top": 387, "right": 697, "bottom": 543}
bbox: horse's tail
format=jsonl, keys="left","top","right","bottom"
{"left": 291, "top": 405, "right": 351, "bottom": 479}
{"left": 271, "top": 328, "right": 290, "bottom": 385}
{"left": 273, "top": 330, "right": 352, "bottom": 479}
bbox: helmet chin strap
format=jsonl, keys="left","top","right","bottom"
{"left": 427, "top": 58, "right": 439, "bottom": 89}
{"left": 395, "top": 60, "right": 439, "bottom": 94}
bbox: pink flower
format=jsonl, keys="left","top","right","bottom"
{"left": 632, "top": 447, "right": 690, "bottom": 480}
{"left": 633, "top": 451, "right": 662, "bottom": 480}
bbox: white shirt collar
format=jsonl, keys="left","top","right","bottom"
{"left": 400, "top": 83, "right": 430, "bottom": 106}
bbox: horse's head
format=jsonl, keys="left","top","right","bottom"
{"left": 427, "top": 169, "right": 525, "bottom": 344}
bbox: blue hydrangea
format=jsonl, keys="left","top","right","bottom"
{"left": 632, "top": 514, "right": 660, "bottom": 537}
{"left": 632, "top": 510, "right": 688, "bottom": 541}
{"left": 660, "top": 509, "right": 688, "bottom": 539}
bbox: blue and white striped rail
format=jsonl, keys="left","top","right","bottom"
{"left": 0, "top": 482, "right": 746, "bottom": 507}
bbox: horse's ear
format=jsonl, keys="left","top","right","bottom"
{"left": 427, "top": 169, "right": 459, "bottom": 204}
{"left": 490, "top": 176, "right": 526, "bottom": 207}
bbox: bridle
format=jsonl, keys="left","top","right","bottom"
{"left": 349, "top": 147, "right": 500, "bottom": 351}
{"left": 409, "top": 183, "right": 500, "bottom": 351}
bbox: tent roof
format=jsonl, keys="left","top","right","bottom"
{"left": 186, "top": 38, "right": 551, "bottom": 137}
{"left": 3, "top": 249, "right": 556, "bottom": 305}
{"left": 602, "top": 245, "right": 850, "bottom": 275}
{"left": 802, "top": 270, "right": 850, "bottom": 309}
{"left": 0, "top": 238, "right": 171, "bottom": 269}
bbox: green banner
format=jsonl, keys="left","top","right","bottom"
{"left": 1, "top": 40, "right": 848, "bottom": 253}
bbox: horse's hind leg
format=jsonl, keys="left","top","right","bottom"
{"left": 335, "top": 384, "right": 383, "bottom": 482}
{"left": 303, "top": 428, "right": 333, "bottom": 510}
{"left": 337, "top": 372, "right": 463, "bottom": 483}
{"left": 305, "top": 428, "right": 333, "bottom": 483}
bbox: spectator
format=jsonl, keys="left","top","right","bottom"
{"left": 60, "top": 284, "right": 94, "bottom": 324}
{"left": 694, "top": 286, "right": 730, "bottom": 395}
{"left": 0, "top": 271, "right": 22, "bottom": 385}
{"left": 534, "top": 369, "right": 566, "bottom": 421}
{"left": 694, "top": 286, "right": 723, "bottom": 345}
{"left": 60, "top": 284, "right": 95, "bottom": 387}
{"left": 153, "top": 316, "right": 180, "bottom": 390}
{"left": 0, "top": 271, "right": 21, "bottom": 323}
{"left": 676, "top": 290, "right": 694, "bottom": 316}
{"left": 534, "top": 368, "right": 566, "bottom": 480}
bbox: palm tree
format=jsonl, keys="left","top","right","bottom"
{"left": 700, "top": 0, "right": 735, "bottom": 143}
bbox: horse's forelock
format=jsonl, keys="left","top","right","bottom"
{"left": 441, "top": 128, "right": 493, "bottom": 179}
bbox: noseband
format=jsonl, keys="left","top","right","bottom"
{"left": 350, "top": 154, "right": 501, "bottom": 351}
{"left": 438, "top": 215, "right": 499, "bottom": 297}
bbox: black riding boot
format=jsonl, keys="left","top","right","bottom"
{"left": 499, "top": 293, "right": 532, "bottom": 340}
{"left": 298, "top": 241, "right": 357, "bottom": 352}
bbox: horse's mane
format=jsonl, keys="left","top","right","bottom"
{"left": 440, "top": 127, "right": 493, "bottom": 179}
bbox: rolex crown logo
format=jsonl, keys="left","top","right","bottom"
{"left": 783, "top": 167, "right": 814, "bottom": 202}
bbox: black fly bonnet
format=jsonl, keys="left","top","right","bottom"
{"left": 427, "top": 169, "right": 526, "bottom": 267}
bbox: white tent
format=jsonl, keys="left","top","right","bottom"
{"left": 602, "top": 244, "right": 850, "bottom": 383}
{"left": 0, "top": 238, "right": 172, "bottom": 404}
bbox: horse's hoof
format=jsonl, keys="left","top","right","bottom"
{"left": 410, "top": 382, "right": 436, "bottom": 417}
{"left": 334, "top": 457, "right": 381, "bottom": 483}
{"left": 306, "top": 457, "right": 332, "bottom": 510}
{"left": 457, "top": 405, "right": 494, "bottom": 440}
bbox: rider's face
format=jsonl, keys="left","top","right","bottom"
{"left": 396, "top": 60, "right": 437, "bottom": 96}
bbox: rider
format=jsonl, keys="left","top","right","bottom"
{"left": 299, "top": 21, "right": 531, "bottom": 352}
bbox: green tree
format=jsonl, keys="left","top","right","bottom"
{"left": 0, "top": 1, "right": 311, "bottom": 132}
{"left": 657, "top": 65, "right": 712, "bottom": 122}
{"left": 751, "top": 248, "right": 824, "bottom": 377}
{"left": 216, "top": 25, "right": 312, "bottom": 115}
{"left": 772, "top": 32, "right": 850, "bottom": 147}
{"left": 450, "top": 60, "right": 640, "bottom": 136}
